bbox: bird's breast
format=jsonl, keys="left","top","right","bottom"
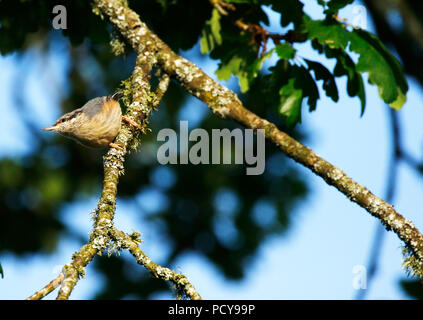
{"left": 68, "top": 101, "right": 122, "bottom": 148}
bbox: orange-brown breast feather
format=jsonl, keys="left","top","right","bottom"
{"left": 101, "top": 99, "right": 119, "bottom": 114}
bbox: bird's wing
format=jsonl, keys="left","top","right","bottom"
{"left": 81, "top": 96, "right": 107, "bottom": 119}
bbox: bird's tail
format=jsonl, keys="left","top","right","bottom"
{"left": 108, "top": 90, "right": 123, "bottom": 101}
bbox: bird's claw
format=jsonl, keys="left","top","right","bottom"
{"left": 109, "top": 142, "right": 125, "bottom": 151}
{"left": 122, "top": 116, "right": 142, "bottom": 131}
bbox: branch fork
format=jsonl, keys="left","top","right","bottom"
{"left": 27, "top": 52, "right": 200, "bottom": 301}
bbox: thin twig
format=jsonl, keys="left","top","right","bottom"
{"left": 209, "top": 0, "right": 306, "bottom": 56}
{"left": 55, "top": 243, "right": 98, "bottom": 300}
{"left": 209, "top": 0, "right": 235, "bottom": 16}
{"left": 111, "top": 228, "right": 202, "bottom": 300}
{"left": 27, "top": 273, "right": 64, "bottom": 300}
{"left": 153, "top": 72, "right": 170, "bottom": 109}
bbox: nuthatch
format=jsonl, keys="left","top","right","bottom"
{"left": 42, "top": 92, "right": 140, "bottom": 149}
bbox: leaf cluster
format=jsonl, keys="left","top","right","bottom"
{"left": 199, "top": 0, "right": 408, "bottom": 126}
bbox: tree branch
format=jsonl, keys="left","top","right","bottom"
{"left": 93, "top": 0, "right": 423, "bottom": 275}
{"left": 55, "top": 242, "right": 98, "bottom": 299}
{"left": 54, "top": 53, "right": 163, "bottom": 299}
{"left": 27, "top": 273, "right": 64, "bottom": 300}
{"left": 110, "top": 228, "right": 202, "bottom": 300}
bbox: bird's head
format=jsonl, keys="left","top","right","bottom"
{"left": 42, "top": 109, "right": 84, "bottom": 134}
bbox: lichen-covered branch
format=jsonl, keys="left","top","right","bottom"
{"left": 54, "top": 54, "right": 157, "bottom": 300}
{"left": 152, "top": 72, "right": 170, "bottom": 108}
{"left": 93, "top": 0, "right": 423, "bottom": 275}
{"left": 110, "top": 228, "right": 202, "bottom": 300}
{"left": 27, "top": 273, "right": 64, "bottom": 300}
{"left": 48, "top": 54, "right": 199, "bottom": 300}
{"left": 56, "top": 264, "right": 80, "bottom": 300}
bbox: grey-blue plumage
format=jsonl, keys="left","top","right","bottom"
{"left": 82, "top": 97, "right": 107, "bottom": 119}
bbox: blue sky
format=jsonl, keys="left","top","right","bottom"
{"left": 1, "top": 1, "right": 423, "bottom": 299}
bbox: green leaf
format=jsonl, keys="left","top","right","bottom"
{"left": 305, "top": 59, "right": 339, "bottom": 102}
{"left": 216, "top": 56, "right": 242, "bottom": 81}
{"left": 332, "top": 49, "right": 366, "bottom": 114}
{"left": 305, "top": 20, "right": 350, "bottom": 50}
{"left": 312, "top": 41, "right": 366, "bottom": 113}
{"left": 293, "top": 65, "right": 320, "bottom": 112}
{"left": 352, "top": 29, "right": 408, "bottom": 108}
{"left": 248, "top": 49, "right": 274, "bottom": 79}
{"left": 0, "top": 263, "right": 3, "bottom": 279}
{"left": 304, "top": 20, "right": 408, "bottom": 110}
{"left": 269, "top": 63, "right": 319, "bottom": 126}
{"left": 200, "top": 9, "right": 222, "bottom": 54}
{"left": 390, "top": 88, "right": 406, "bottom": 110}
{"left": 216, "top": 49, "right": 274, "bottom": 92}
{"left": 278, "top": 78, "right": 303, "bottom": 126}
{"left": 275, "top": 43, "right": 296, "bottom": 60}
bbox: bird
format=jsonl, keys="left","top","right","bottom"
{"left": 42, "top": 92, "right": 140, "bottom": 150}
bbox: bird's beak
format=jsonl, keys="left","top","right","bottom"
{"left": 42, "top": 126, "right": 58, "bottom": 131}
